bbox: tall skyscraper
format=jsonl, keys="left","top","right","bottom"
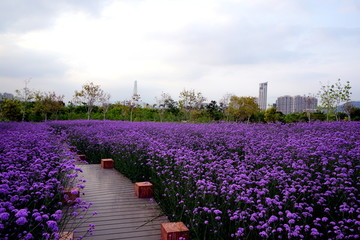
{"left": 259, "top": 82, "right": 268, "bottom": 110}
{"left": 133, "top": 80, "right": 138, "bottom": 96}
{"left": 132, "top": 80, "right": 140, "bottom": 102}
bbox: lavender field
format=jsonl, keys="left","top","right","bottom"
{"left": 50, "top": 120, "right": 359, "bottom": 240}
{"left": 1, "top": 121, "right": 359, "bottom": 239}
{"left": 0, "top": 123, "right": 92, "bottom": 240}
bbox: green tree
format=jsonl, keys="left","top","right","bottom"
{"left": 318, "top": 79, "right": 352, "bottom": 121}
{"left": 205, "top": 100, "right": 223, "bottom": 121}
{"left": 15, "top": 78, "right": 33, "bottom": 121}
{"left": 163, "top": 98, "right": 180, "bottom": 121}
{"left": 264, "top": 107, "right": 284, "bottom": 123}
{"left": 219, "top": 93, "right": 232, "bottom": 121}
{"left": 99, "top": 93, "right": 111, "bottom": 120}
{"left": 155, "top": 92, "right": 174, "bottom": 122}
{"left": 34, "top": 91, "right": 64, "bottom": 121}
{"left": 228, "top": 96, "right": 260, "bottom": 122}
{"left": 350, "top": 107, "right": 360, "bottom": 121}
{"left": 179, "top": 89, "right": 206, "bottom": 121}
{"left": 107, "top": 102, "right": 130, "bottom": 120}
{"left": 304, "top": 95, "right": 317, "bottom": 122}
{"left": 73, "top": 82, "right": 107, "bottom": 120}
{"left": 128, "top": 91, "right": 141, "bottom": 122}
{"left": 0, "top": 99, "right": 22, "bottom": 121}
{"left": 284, "top": 113, "right": 300, "bottom": 123}
{"left": 342, "top": 102, "right": 355, "bottom": 121}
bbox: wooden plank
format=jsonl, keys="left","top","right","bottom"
{"left": 63, "top": 164, "right": 168, "bottom": 239}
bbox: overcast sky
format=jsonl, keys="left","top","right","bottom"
{"left": 1, "top": 0, "right": 359, "bottom": 105}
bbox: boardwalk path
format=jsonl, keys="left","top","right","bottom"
{"left": 66, "top": 164, "right": 168, "bottom": 240}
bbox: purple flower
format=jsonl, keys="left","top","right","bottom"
{"left": 213, "top": 209, "right": 222, "bottom": 215}
{"left": 46, "top": 220, "right": 58, "bottom": 232}
{"left": 268, "top": 215, "right": 278, "bottom": 224}
{"left": 23, "top": 233, "right": 34, "bottom": 240}
{"left": 0, "top": 212, "right": 10, "bottom": 221}
{"left": 15, "top": 209, "right": 29, "bottom": 218}
{"left": 259, "top": 231, "right": 268, "bottom": 238}
{"left": 16, "top": 217, "right": 28, "bottom": 225}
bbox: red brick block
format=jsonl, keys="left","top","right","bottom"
{"left": 62, "top": 187, "right": 80, "bottom": 205}
{"left": 135, "top": 182, "right": 153, "bottom": 198}
{"left": 101, "top": 158, "right": 114, "bottom": 168}
{"left": 59, "top": 232, "right": 74, "bottom": 240}
{"left": 161, "top": 222, "right": 190, "bottom": 240}
{"left": 77, "top": 155, "right": 86, "bottom": 161}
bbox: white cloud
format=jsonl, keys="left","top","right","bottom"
{"left": 1, "top": 0, "right": 359, "bottom": 105}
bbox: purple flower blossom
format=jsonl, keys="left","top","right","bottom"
{"left": 213, "top": 209, "right": 222, "bottom": 215}
{"left": 0, "top": 122, "right": 91, "bottom": 239}
{"left": 16, "top": 217, "right": 27, "bottom": 225}
{"left": 0, "top": 213, "right": 10, "bottom": 221}
{"left": 4, "top": 120, "right": 358, "bottom": 240}
{"left": 46, "top": 220, "right": 58, "bottom": 232}
{"left": 15, "top": 209, "right": 28, "bottom": 218}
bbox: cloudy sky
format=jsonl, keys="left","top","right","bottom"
{"left": 1, "top": 0, "right": 359, "bottom": 105}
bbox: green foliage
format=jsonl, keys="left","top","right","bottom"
{"left": 318, "top": 79, "right": 352, "bottom": 121}
{"left": 342, "top": 102, "right": 356, "bottom": 121}
{"left": 0, "top": 99, "right": 22, "bottom": 121}
{"left": 251, "top": 111, "right": 265, "bottom": 123}
{"left": 264, "top": 107, "right": 284, "bottom": 123}
{"left": 1, "top": 83, "right": 358, "bottom": 123}
{"left": 73, "top": 82, "right": 108, "bottom": 120}
{"left": 33, "top": 91, "right": 65, "bottom": 121}
{"left": 205, "top": 101, "right": 223, "bottom": 121}
{"left": 351, "top": 108, "right": 360, "bottom": 121}
{"left": 228, "top": 96, "right": 260, "bottom": 122}
{"left": 179, "top": 89, "right": 206, "bottom": 121}
{"left": 15, "top": 78, "right": 33, "bottom": 121}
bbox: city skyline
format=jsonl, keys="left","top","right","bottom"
{"left": 0, "top": 80, "right": 351, "bottom": 109}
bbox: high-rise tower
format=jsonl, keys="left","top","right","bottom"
{"left": 133, "top": 80, "right": 138, "bottom": 96}
{"left": 132, "top": 80, "right": 140, "bottom": 102}
{"left": 259, "top": 82, "right": 268, "bottom": 110}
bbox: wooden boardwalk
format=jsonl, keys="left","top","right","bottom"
{"left": 64, "top": 164, "right": 168, "bottom": 240}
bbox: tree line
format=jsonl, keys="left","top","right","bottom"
{"left": 1, "top": 80, "right": 359, "bottom": 123}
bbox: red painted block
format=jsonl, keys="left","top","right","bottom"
{"left": 101, "top": 158, "right": 114, "bottom": 168}
{"left": 62, "top": 187, "right": 80, "bottom": 205}
{"left": 78, "top": 155, "right": 86, "bottom": 161}
{"left": 59, "top": 232, "right": 74, "bottom": 240}
{"left": 161, "top": 222, "right": 190, "bottom": 240}
{"left": 135, "top": 182, "right": 153, "bottom": 198}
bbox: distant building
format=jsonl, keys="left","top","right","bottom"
{"left": 0, "top": 92, "right": 14, "bottom": 101}
{"left": 276, "top": 95, "right": 293, "bottom": 114}
{"left": 276, "top": 95, "right": 317, "bottom": 114}
{"left": 258, "top": 82, "right": 268, "bottom": 110}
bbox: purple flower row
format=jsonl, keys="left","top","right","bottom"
{"left": 0, "top": 122, "right": 86, "bottom": 239}
{"left": 50, "top": 120, "right": 360, "bottom": 239}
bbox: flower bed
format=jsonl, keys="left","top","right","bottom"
{"left": 51, "top": 120, "right": 360, "bottom": 239}
{"left": 0, "top": 122, "right": 90, "bottom": 240}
